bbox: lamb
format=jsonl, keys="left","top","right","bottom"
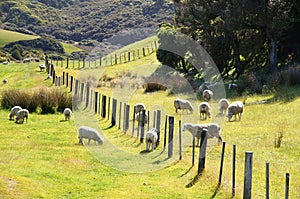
{"left": 227, "top": 101, "right": 244, "bottom": 122}
{"left": 15, "top": 109, "right": 29, "bottom": 124}
{"left": 174, "top": 99, "right": 194, "bottom": 114}
{"left": 183, "top": 123, "right": 222, "bottom": 145}
{"left": 63, "top": 108, "right": 72, "bottom": 121}
{"left": 9, "top": 106, "right": 22, "bottom": 120}
{"left": 134, "top": 103, "right": 146, "bottom": 114}
{"left": 135, "top": 111, "right": 148, "bottom": 124}
{"left": 198, "top": 102, "right": 211, "bottom": 120}
{"left": 202, "top": 89, "right": 213, "bottom": 101}
{"left": 218, "top": 98, "right": 230, "bottom": 116}
{"left": 39, "top": 64, "right": 46, "bottom": 71}
{"left": 145, "top": 128, "right": 159, "bottom": 151}
{"left": 78, "top": 126, "right": 104, "bottom": 145}
{"left": 2, "top": 78, "right": 7, "bottom": 84}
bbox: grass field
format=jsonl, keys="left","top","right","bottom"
{"left": 0, "top": 29, "right": 82, "bottom": 55}
{"left": 0, "top": 47, "right": 299, "bottom": 198}
{"left": 0, "top": 29, "right": 39, "bottom": 49}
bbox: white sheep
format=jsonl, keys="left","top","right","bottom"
{"left": 198, "top": 101, "right": 211, "bottom": 120}
{"left": 183, "top": 122, "right": 222, "bottom": 145}
{"left": 202, "top": 89, "right": 213, "bottom": 101}
{"left": 218, "top": 98, "right": 230, "bottom": 116}
{"left": 227, "top": 101, "right": 244, "bottom": 122}
{"left": 145, "top": 128, "right": 159, "bottom": 151}
{"left": 63, "top": 108, "right": 72, "bottom": 121}
{"left": 2, "top": 78, "right": 7, "bottom": 84}
{"left": 15, "top": 109, "right": 29, "bottom": 124}
{"left": 78, "top": 126, "right": 104, "bottom": 145}
{"left": 39, "top": 64, "right": 46, "bottom": 71}
{"left": 134, "top": 103, "right": 146, "bottom": 114}
{"left": 135, "top": 111, "right": 148, "bottom": 124}
{"left": 174, "top": 99, "right": 194, "bottom": 114}
{"left": 9, "top": 106, "right": 22, "bottom": 120}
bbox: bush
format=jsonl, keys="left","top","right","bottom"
{"left": 272, "top": 67, "right": 300, "bottom": 87}
{"left": 1, "top": 87, "right": 72, "bottom": 114}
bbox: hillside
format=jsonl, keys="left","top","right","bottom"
{"left": 0, "top": 0, "right": 175, "bottom": 45}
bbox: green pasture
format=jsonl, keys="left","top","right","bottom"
{"left": 0, "top": 49, "right": 300, "bottom": 198}
{"left": 0, "top": 29, "right": 39, "bottom": 49}
{"left": 0, "top": 29, "right": 82, "bottom": 55}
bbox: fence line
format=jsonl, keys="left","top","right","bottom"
{"left": 47, "top": 56, "right": 293, "bottom": 199}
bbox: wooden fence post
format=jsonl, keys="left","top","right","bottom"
{"left": 125, "top": 104, "right": 130, "bottom": 132}
{"left": 66, "top": 57, "right": 69, "bottom": 68}
{"left": 232, "top": 145, "right": 236, "bottom": 197}
{"left": 94, "top": 91, "right": 98, "bottom": 114}
{"left": 118, "top": 102, "right": 122, "bottom": 129}
{"left": 147, "top": 110, "right": 150, "bottom": 131}
{"left": 111, "top": 98, "right": 117, "bottom": 126}
{"left": 140, "top": 110, "right": 146, "bottom": 143}
{"left": 156, "top": 110, "right": 161, "bottom": 145}
{"left": 153, "top": 111, "right": 156, "bottom": 129}
{"left": 107, "top": 97, "right": 111, "bottom": 120}
{"left": 62, "top": 72, "right": 65, "bottom": 85}
{"left": 218, "top": 142, "right": 226, "bottom": 184}
{"left": 85, "top": 86, "right": 90, "bottom": 108}
{"left": 179, "top": 120, "right": 182, "bottom": 160}
{"left": 66, "top": 73, "right": 69, "bottom": 87}
{"left": 285, "top": 173, "right": 290, "bottom": 199}
{"left": 132, "top": 105, "right": 135, "bottom": 136}
{"left": 101, "top": 95, "right": 106, "bottom": 118}
{"left": 198, "top": 129, "right": 208, "bottom": 173}
{"left": 80, "top": 83, "right": 84, "bottom": 102}
{"left": 266, "top": 162, "right": 269, "bottom": 199}
{"left": 243, "top": 151, "right": 253, "bottom": 199}
{"left": 164, "top": 115, "right": 168, "bottom": 150}
{"left": 52, "top": 71, "right": 56, "bottom": 84}
{"left": 70, "top": 76, "right": 73, "bottom": 92}
{"left": 168, "top": 116, "right": 174, "bottom": 158}
{"left": 192, "top": 137, "right": 195, "bottom": 166}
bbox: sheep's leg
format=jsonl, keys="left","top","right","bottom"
{"left": 79, "top": 138, "right": 83, "bottom": 145}
{"left": 152, "top": 142, "right": 154, "bottom": 151}
{"left": 88, "top": 139, "right": 91, "bottom": 145}
{"left": 146, "top": 140, "right": 149, "bottom": 151}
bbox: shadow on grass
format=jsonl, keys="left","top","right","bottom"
{"left": 210, "top": 183, "right": 221, "bottom": 199}
{"left": 185, "top": 169, "right": 204, "bottom": 188}
{"left": 178, "top": 165, "right": 194, "bottom": 178}
{"left": 59, "top": 119, "right": 67, "bottom": 122}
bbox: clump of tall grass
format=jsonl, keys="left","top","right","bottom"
{"left": 274, "top": 128, "right": 284, "bottom": 148}
{"left": 1, "top": 87, "right": 72, "bottom": 114}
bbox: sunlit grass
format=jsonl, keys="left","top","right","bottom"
{"left": 0, "top": 29, "right": 39, "bottom": 48}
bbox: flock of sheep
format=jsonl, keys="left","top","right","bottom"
{"left": 8, "top": 105, "right": 105, "bottom": 145}
{"left": 7, "top": 82, "right": 243, "bottom": 152}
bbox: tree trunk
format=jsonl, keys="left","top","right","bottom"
{"left": 269, "top": 39, "right": 278, "bottom": 74}
{"left": 232, "top": 34, "right": 242, "bottom": 78}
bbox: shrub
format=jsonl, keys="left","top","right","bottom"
{"left": 1, "top": 87, "right": 72, "bottom": 114}
{"left": 272, "top": 67, "right": 300, "bottom": 88}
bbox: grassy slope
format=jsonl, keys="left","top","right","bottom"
{"left": 0, "top": 29, "right": 82, "bottom": 54}
{"left": 0, "top": 45, "right": 299, "bottom": 198}
{"left": 0, "top": 29, "right": 39, "bottom": 49}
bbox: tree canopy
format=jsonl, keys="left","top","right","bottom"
{"left": 157, "top": 0, "right": 300, "bottom": 84}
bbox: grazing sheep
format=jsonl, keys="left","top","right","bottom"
{"left": 2, "top": 78, "right": 7, "bottom": 84}
{"left": 145, "top": 128, "right": 159, "bottom": 151}
{"left": 63, "top": 108, "right": 72, "bottom": 121}
{"left": 15, "top": 109, "right": 29, "bottom": 124}
{"left": 183, "top": 123, "right": 222, "bottom": 145}
{"left": 227, "top": 101, "right": 244, "bottom": 122}
{"left": 78, "top": 126, "right": 104, "bottom": 145}
{"left": 134, "top": 103, "right": 146, "bottom": 114}
{"left": 174, "top": 99, "right": 194, "bottom": 114}
{"left": 218, "top": 98, "right": 230, "bottom": 116}
{"left": 202, "top": 89, "right": 213, "bottom": 101}
{"left": 198, "top": 102, "right": 211, "bottom": 120}
{"left": 9, "top": 106, "right": 22, "bottom": 120}
{"left": 135, "top": 111, "right": 148, "bottom": 124}
{"left": 39, "top": 64, "right": 46, "bottom": 71}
